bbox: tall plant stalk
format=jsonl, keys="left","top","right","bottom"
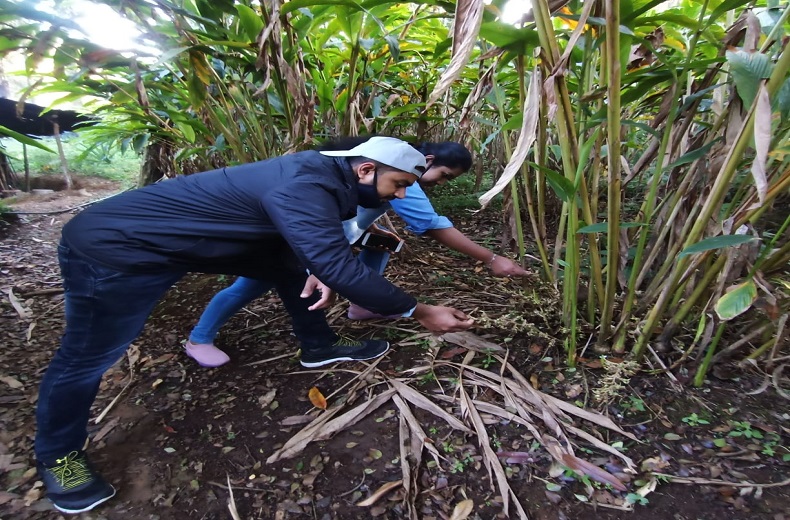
{"left": 634, "top": 42, "right": 790, "bottom": 359}
{"left": 600, "top": 0, "right": 622, "bottom": 345}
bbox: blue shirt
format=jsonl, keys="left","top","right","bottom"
{"left": 342, "top": 183, "right": 453, "bottom": 242}
{"left": 391, "top": 183, "right": 454, "bottom": 235}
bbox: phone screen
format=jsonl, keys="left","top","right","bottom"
{"left": 361, "top": 232, "right": 403, "bottom": 253}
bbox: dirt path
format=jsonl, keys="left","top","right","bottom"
{"left": 0, "top": 181, "right": 788, "bottom": 519}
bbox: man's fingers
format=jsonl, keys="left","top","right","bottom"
{"left": 307, "top": 292, "right": 331, "bottom": 310}
{"left": 301, "top": 277, "right": 318, "bottom": 297}
{"left": 452, "top": 309, "right": 472, "bottom": 320}
{"left": 453, "top": 318, "right": 474, "bottom": 330}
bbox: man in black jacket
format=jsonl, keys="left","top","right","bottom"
{"left": 35, "top": 137, "right": 474, "bottom": 514}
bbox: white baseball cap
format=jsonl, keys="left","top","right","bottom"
{"left": 320, "top": 136, "right": 426, "bottom": 178}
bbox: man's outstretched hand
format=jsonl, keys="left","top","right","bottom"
{"left": 412, "top": 303, "right": 474, "bottom": 333}
{"left": 489, "top": 255, "right": 529, "bottom": 277}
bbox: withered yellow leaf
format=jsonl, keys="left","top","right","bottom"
{"left": 308, "top": 386, "right": 327, "bottom": 410}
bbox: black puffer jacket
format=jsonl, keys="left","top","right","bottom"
{"left": 62, "top": 151, "right": 417, "bottom": 315}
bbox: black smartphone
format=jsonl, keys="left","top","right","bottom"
{"left": 360, "top": 232, "right": 404, "bottom": 253}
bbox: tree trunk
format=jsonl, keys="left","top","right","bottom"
{"left": 52, "top": 121, "right": 73, "bottom": 190}
{"left": 23, "top": 143, "right": 30, "bottom": 192}
{"left": 0, "top": 151, "right": 16, "bottom": 192}
{"left": 139, "top": 139, "right": 177, "bottom": 186}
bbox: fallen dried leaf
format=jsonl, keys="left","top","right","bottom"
{"left": 6, "top": 288, "right": 31, "bottom": 319}
{"left": 356, "top": 480, "right": 402, "bottom": 507}
{"left": 449, "top": 498, "right": 474, "bottom": 520}
{"left": 280, "top": 415, "right": 316, "bottom": 426}
{"left": 308, "top": 386, "right": 327, "bottom": 410}
{"left": 258, "top": 389, "right": 277, "bottom": 409}
{"left": 496, "top": 451, "right": 534, "bottom": 464}
{"left": 561, "top": 453, "right": 627, "bottom": 491}
{"left": 0, "top": 375, "right": 23, "bottom": 389}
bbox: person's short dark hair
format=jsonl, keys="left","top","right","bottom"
{"left": 412, "top": 142, "right": 472, "bottom": 172}
{"left": 315, "top": 136, "right": 372, "bottom": 152}
{"left": 317, "top": 136, "right": 472, "bottom": 173}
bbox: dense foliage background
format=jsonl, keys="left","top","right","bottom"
{"left": 1, "top": 0, "right": 788, "bottom": 380}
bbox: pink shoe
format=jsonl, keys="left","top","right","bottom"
{"left": 184, "top": 341, "right": 230, "bottom": 367}
{"left": 347, "top": 304, "right": 401, "bottom": 321}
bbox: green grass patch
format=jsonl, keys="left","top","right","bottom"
{"left": 2, "top": 134, "right": 141, "bottom": 182}
{"left": 426, "top": 172, "right": 502, "bottom": 215}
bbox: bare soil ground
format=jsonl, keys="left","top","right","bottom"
{"left": 0, "top": 178, "right": 788, "bottom": 520}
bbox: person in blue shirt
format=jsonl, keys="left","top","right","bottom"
{"left": 185, "top": 137, "right": 527, "bottom": 367}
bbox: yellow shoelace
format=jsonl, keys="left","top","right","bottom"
{"left": 333, "top": 336, "right": 363, "bottom": 348}
{"left": 48, "top": 451, "right": 92, "bottom": 490}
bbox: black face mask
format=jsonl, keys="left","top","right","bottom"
{"left": 357, "top": 169, "right": 384, "bottom": 208}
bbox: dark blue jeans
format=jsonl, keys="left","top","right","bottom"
{"left": 35, "top": 243, "right": 334, "bottom": 464}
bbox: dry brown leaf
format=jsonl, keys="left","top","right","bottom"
{"left": 392, "top": 394, "right": 442, "bottom": 465}
{"left": 390, "top": 380, "right": 472, "bottom": 433}
{"left": 308, "top": 386, "right": 328, "bottom": 410}
{"left": 25, "top": 321, "right": 35, "bottom": 342}
{"left": 772, "top": 364, "right": 789, "bottom": 400}
{"left": 441, "top": 331, "right": 505, "bottom": 352}
{"left": 22, "top": 483, "right": 41, "bottom": 507}
{"left": 435, "top": 393, "right": 535, "bottom": 430}
{"left": 426, "top": 0, "right": 484, "bottom": 108}
{"left": 459, "top": 64, "right": 496, "bottom": 131}
{"left": 458, "top": 381, "right": 529, "bottom": 519}
{"left": 227, "top": 474, "right": 241, "bottom": 520}
{"left": 0, "top": 375, "right": 23, "bottom": 389}
{"left": 93, "top": 416, "right": 120, "bottom": 443}
{"left": 479, "top": 66, "right": 541, "bottom": 208}
{"left": 398, "top": 412, "right": 419, "bottom": 518}
{"left": 497, "top": 451, "right": 534, "bottom": 464}
{"left": 356, "top": 480, "right": 403, "bottom": 507}
{"left": 541, "top": 392, "right": 637, "bottom": 440}
{"left": 267, "top": 389, "right": 395, "bottom": 463}
{"left": 6, "top": 288, "right": 31, "bottom": 320}
{"left": 561, "top": 453, "right": 627, "bottom": 491}
{"left": 551, "top": 0, "right": 595, "bottom": 76}
{"left": 564, "top": 424, "right": 636, "bottom": 470}
{"left": 447, "top": 354, "right": 637, "bottom": 473}
{"left": 258, "top": 389, "right": 277, "bottom": 409}
{"left": 449, "top": 498, "right": 475, "bottom": 520}
{"left": 280, "top": 415, "right": 316, "bottom": 426}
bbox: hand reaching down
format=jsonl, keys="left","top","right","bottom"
{"left": 489, "top": 255, "right": 529, "bottom": 278}
{"left": 412, "top": 303, "right": 474, "bottom": 333}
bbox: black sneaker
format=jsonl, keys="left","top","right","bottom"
{"left": 38, "top": 451, "right": 116, "bottom": 514}
{"left": 300, "top": 337, "right": 390, "bottom": 367}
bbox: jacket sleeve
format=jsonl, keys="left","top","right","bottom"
{"left": 262, "top": 180, "right": 417, "bottom": 315}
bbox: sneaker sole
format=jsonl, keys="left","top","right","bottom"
{"left": 300, "top": 345, "right": 390, "bottom": 368}
{"left": 185, "top": 351, "right": 230, "bottom": 368}
{"left": 52, "top": 486, "right": 116, "bottom": 514}
{"left": 188, "top": 357, "right": 230, "bottom": 368}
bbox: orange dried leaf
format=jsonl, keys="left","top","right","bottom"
{"left": 308, "top": 387, "right": 327, "bottom": 410}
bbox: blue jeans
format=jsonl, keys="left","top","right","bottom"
{"left": 190, "top": 249, "right": 389, "bottom": 344}
{"left": 189, "top": 275, "right": 338, "bottom": 348}
{"left": 35, "top": 243, "right": 185, "bottom": 464}
{"left": 36, "top": 243, "right": 336, "bottom": 464}
{"left": 358, "top": 248, "right": 389, "bottom": 276}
